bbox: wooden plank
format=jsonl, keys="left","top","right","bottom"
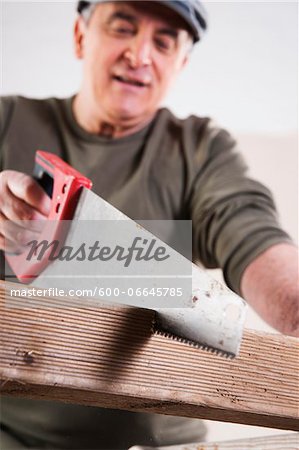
{"left": 0, "top": 281, "right": 298, "bottom": 431}
{"left": 128, "top": 433, "right": 299, "bottom": 450}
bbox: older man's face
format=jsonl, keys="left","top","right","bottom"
{"left": 74, "top": 1, "right": 192, "bottom": 126}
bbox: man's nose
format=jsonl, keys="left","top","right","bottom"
{"left": 124, "top": 33, "right": 153, "bottom": 68}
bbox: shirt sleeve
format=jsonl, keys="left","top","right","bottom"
{"left": 190, "top": 123, "right": 292, "bottom": 295}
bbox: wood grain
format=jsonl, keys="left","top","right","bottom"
{"left": 129, "top": 433, "right": 299, "bottom": 450}
{"left": 1, "top": 281, "right": 298, "bottom": 431}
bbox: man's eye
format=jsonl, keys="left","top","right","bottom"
{"left": 113, "top": 27, "right": 134, "bottom": 35}
{"left": 110, "top": 21, "right": 134, "bottom": 36}
{"left": 155, "top": 37, "right": 175, "bottom": 53}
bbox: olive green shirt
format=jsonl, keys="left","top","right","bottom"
{"left": 0, "top": 95, "right": 290, "bottom": 293}
{"left": 0, "top": 95, "right": 291, "bottom": 449}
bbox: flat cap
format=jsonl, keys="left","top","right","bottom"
{"left": 77, "top": 0, "right": 208, "bottom": 42}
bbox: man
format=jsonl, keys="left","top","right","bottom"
{"left": 0, "top": 1, "right": 298, "bottom": 448}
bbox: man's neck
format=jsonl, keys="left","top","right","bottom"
{"left": 72, "top": 93, "right": 155, "bottom": 139}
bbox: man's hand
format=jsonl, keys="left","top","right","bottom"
{"left": 241, "top": 243, "right": 299, "bottom": 337}
{"left": 0, "top": 170, "right": 51, "bottom": 253}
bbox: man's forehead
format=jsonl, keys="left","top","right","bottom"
{"left": 99, "top": 1, "right": 193, "bottom": 33}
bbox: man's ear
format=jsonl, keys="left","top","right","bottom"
{"left": 178, "top": 38, "right": 192, "bottom": 71}
{"left": 181, "top": 53, "right": 190, "bottom": 69}
{"left": 177, "top": 51, "right": 190, "bottom": 74}
{"left": 74, "top": 16, "right": 86, "bottom": 59}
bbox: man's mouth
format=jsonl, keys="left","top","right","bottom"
{"left": 112, "top": 75, "right": 149, "bottom": 88}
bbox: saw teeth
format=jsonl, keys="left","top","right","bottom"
{"left": 154, "top": 329, "right": 235, "bottom": 359}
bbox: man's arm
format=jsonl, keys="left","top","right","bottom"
{"left": 241, "top": 243, "right": 298, "bottom": 337}
{"left": 190, "top": 124, "right": 297, "bottom": 336}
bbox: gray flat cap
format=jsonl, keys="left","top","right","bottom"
{"left": 77, "top": 0, "right": 208, "bottom": 42}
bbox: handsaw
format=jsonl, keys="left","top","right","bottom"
{"left": 5, "top": 151, "right": 247, "bottom": 358}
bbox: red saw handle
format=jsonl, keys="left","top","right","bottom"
{"left": 5, "top": 150, "right": 92, "bottom": 283}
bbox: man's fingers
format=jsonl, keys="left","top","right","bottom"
{"left": 0, "top": 214, "right": 40, "bottom": 245}
{"left": 1, "top": 189, "right": 47, "bottom": 224}
{"left": 0, "top": 171, "right": 51, "bottom": 225}
{"left": 0, "top": 171, "right": 51, "bottom": 254}
{"left": 0, "top": 213, "right": 42, "bottom": 254}
{"left": 3, "top": 171, "right": 51, "bottom": 217}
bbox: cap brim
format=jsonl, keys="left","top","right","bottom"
{"left": 156, "top": 1, "right": 201, "bottom": 42}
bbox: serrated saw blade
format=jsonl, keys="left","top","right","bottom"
{"left": 26, "top": 190, "right": 247, "bottom": 357}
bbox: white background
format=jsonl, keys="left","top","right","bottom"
{"left": 1, "top": 1, "right": 298, "bottom": 134}
{"left": 1, "top": 0, "right": 298, "bottom": 444}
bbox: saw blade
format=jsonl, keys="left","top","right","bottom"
{"left": 154, "top": 329, "right": 234, "bottom": 359}
{"left": 29, "top": 189, "right": 247, "bottom": 357}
